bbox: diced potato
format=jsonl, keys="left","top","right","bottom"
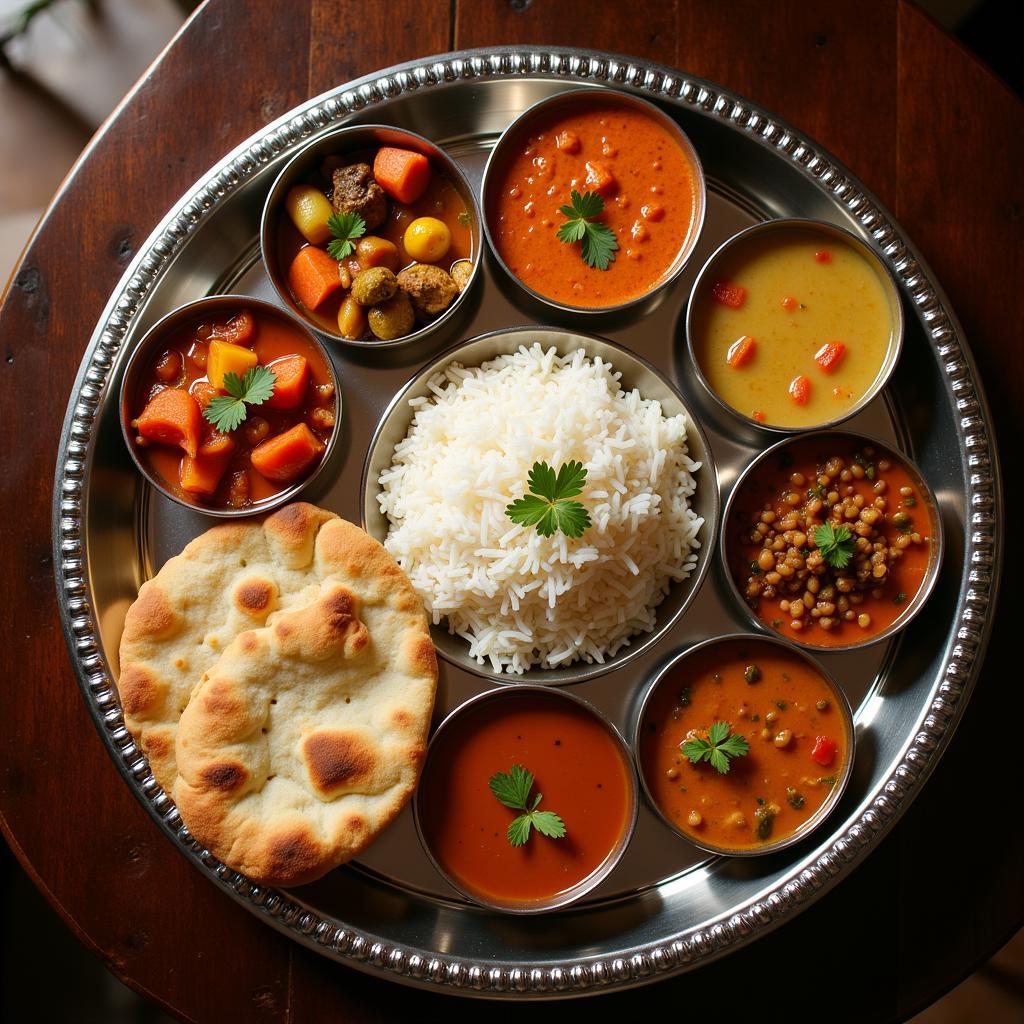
{"left": 356, "top": 236, "right": 400, "bottom": 271}
{"left": 207, "top": 339, "right": 258, "bottom": 391}
{"left": 337, "top": 295, "right": 367, "bottom": 340}
{"left": 285, "top": 185, "right": 333, "bottom": 245}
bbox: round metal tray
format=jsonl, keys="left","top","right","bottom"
{"left": 53, "top": 47, "right": 1000, "bottom": 998}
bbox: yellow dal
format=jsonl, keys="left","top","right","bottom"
{"left": 692, "top": 232, "right": 893, "bottom": 428}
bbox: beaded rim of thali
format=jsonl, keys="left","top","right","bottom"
{"left": 53, "top": 47, "right": 999, "bottom": 996}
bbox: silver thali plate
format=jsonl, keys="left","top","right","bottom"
{"left": 53, "top": 47, "right": 1001, "bottom": 998}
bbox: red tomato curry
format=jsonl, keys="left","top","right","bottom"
{"left": 640, "top": 639, "right": 849, "bottom": 852}
{"left": 487, "top": 96, "right": 700, "bottom": 307}
{"left": 418, "top": 692, "right": 633, "bottom": 908}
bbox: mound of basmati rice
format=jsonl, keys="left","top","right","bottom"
{"left": 377, "top": 343, "right": 703, "bottom": 674}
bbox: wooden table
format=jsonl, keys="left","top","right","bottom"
{"left": 2, "top": 2, "right": 1020, "bottom": 1020}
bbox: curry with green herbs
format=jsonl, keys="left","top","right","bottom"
{"left": 640, "top": 639, "right": 847, "bottom": 852}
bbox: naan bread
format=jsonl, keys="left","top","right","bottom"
{"left": 174, "top": 581, "right": 436, "bottom": 886}
{"left": 116, "top": 503, "right": 437, "bottom": 884}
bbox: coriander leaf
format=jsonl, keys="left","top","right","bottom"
{"left": 560, "top": 189, "right": 603, "bottom": 220}
{"left": 548, "top": 500, "right": 590, "bottom": 539}
{"left": 708, "top": 721, "right": 729, "bottom": 745}
{"left": 681, "top": 735, "right": 711, "bottom": 764}
{"left": 505, "top": 494, "right": 551, "bottom": 529}
{"left": 531, "top": 810, "right": 566, "bottom": 839}
{"left": 505, "top": 460, "right": 592, "bottom": 539}
{"left": 507, "top": 814, "right": 534, "bottom": 848}
{"left": 814, "top": 522, "right": 855, "bottom": 569}
{"left": 556, "top": 189, "right": 619, "bottom": 271}
{"left": 325, "top": 211, "right": 366, "bottom": 260}
{"left": 488, "top": 764, "right": 566, "bottom": 848}
{"left": 527, "top": 460, "right": 558, "bottom": 500}
{"left": 205, "top": 395, "right": 248, "bottom": 434}
{"left": 580, "top": 221, "right": 618, "bottom": 271}
{"left": 553, "top": 459, "right": 587, "bottom": 499}
{"left": 237, "top": 366, "right": 275, "bottom": 405}
{"left": 203, "top": 365, "right": 277, "bottom": 434}
{"left": 488, "top": 764, "right": 534, "bottom": 810}
{"left": 718, "top": 732, "right": 750, "bottom": 759}
{"left": 680, "top": 722, "right": 750, "bottom": 775}
{"left": 556, "top": 218, "right": 587, "bottom": 244}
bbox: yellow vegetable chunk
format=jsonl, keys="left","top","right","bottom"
{"left": 337, "top": 295, "right": 368, "bottom": 340}
{"left": 207, "top": 339, "right": 258, "bottom": 391}
{"left": 285, "top": 185, "right": 333, "bottom": 245}
{"left": 404, "top": 217, "right": 451, "bottom": 263}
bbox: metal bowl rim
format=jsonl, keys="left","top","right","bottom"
{"left": 117, "top": 293, "right": 341, "bottom": 519}
{"left": 480, "top": 86, "right": 708, "bottom": 317}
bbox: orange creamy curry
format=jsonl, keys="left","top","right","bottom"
{"left": 418, "top": 693, "right": 632, "bottom": 906}
{"left": 488, "top": 97, "right": 699, "bottom": 307}
{"left": 640, "top": 639, "right": 848, "bottom": 852}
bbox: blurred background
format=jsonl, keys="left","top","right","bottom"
{"left": 1, "top": 1, "right": 1020, "bottom": 1020}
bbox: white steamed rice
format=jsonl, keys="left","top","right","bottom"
{"left": 377, "top": 343, "right": 702, "bottom": 674}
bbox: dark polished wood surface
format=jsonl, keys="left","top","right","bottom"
{"left": 1, "top": 2, "right": 1020, "bottom": 1020}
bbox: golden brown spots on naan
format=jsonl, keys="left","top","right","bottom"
{"left": 233, "top": 576, "right": 277, "bottom": 617}
{"left": 121, "top": 584, "right": 178, "bottom": 643}
{"left": 200, "top": 761, "right": 247, "bottom": 792}
{"left": 302, "top": 730, "right": 375, "bottom": 795}
{"left": 119, "top": 664, "right": 164, "bottom": 718}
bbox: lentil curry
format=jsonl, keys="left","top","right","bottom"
{"left": 729, "top": 437, "right": 934, "bottom": 647}
{"left": 690, "top": 228, "right": 895, "bottom": 427}
{"left": 640, "top": 639, "right": 849, "bottom": 852}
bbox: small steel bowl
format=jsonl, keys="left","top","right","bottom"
{"left": 260, "top": 124, "right": 482, "bottom": 350}
{"left": 481, "top": 87, "right": 706, "bottom": 318}
{"left": 361, "top": 325, "right": 718, "bottom": 685}
{"left": 414, "top": 685, "right": 639, "bottom": 914}
{"left": 686, "top": 218, "right": 904, "bottom": 433}
{"left": 119, "top": 294, "right": 340, "bottom": 518}
{"left": 633, "top": 633, "right": 855, "bottom": 858}
{"left": 720, "top": 430, "right": 944, "bottom": 652}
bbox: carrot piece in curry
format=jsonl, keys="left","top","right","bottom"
{"left": 250, "top": 423, "right": 325, "bottom": 483}
{"left": 134, "top": 388, "right": 202, "bottom": 458}
{"left": 264, "top": 355, "right": 309, "bottom": 410}
{"left": 373, "top": 147, "right": 431, "bottom": 204}
{"left": 788, "top": 375, "right": 811, "bottom": 405}
{"left": 180, "top": 450, "right": 233, "bottom": 496}
{"left": 814, "top": 341, "right": 847, "bottom": 373}
{"left": 727, "top": 335, "right": 756, "bottom": 368}
{"left": 287, "top": 246, "right": 344, "bottom": 311}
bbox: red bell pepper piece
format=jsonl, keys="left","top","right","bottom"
{"left": 814, "top": 250, "right": 832, "bottom": 264}
{"left": 712, "top": 280, "right": 746, "bottom": 309}
{"left": 811, "top": 736, "right": 837, "bottom": 767}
